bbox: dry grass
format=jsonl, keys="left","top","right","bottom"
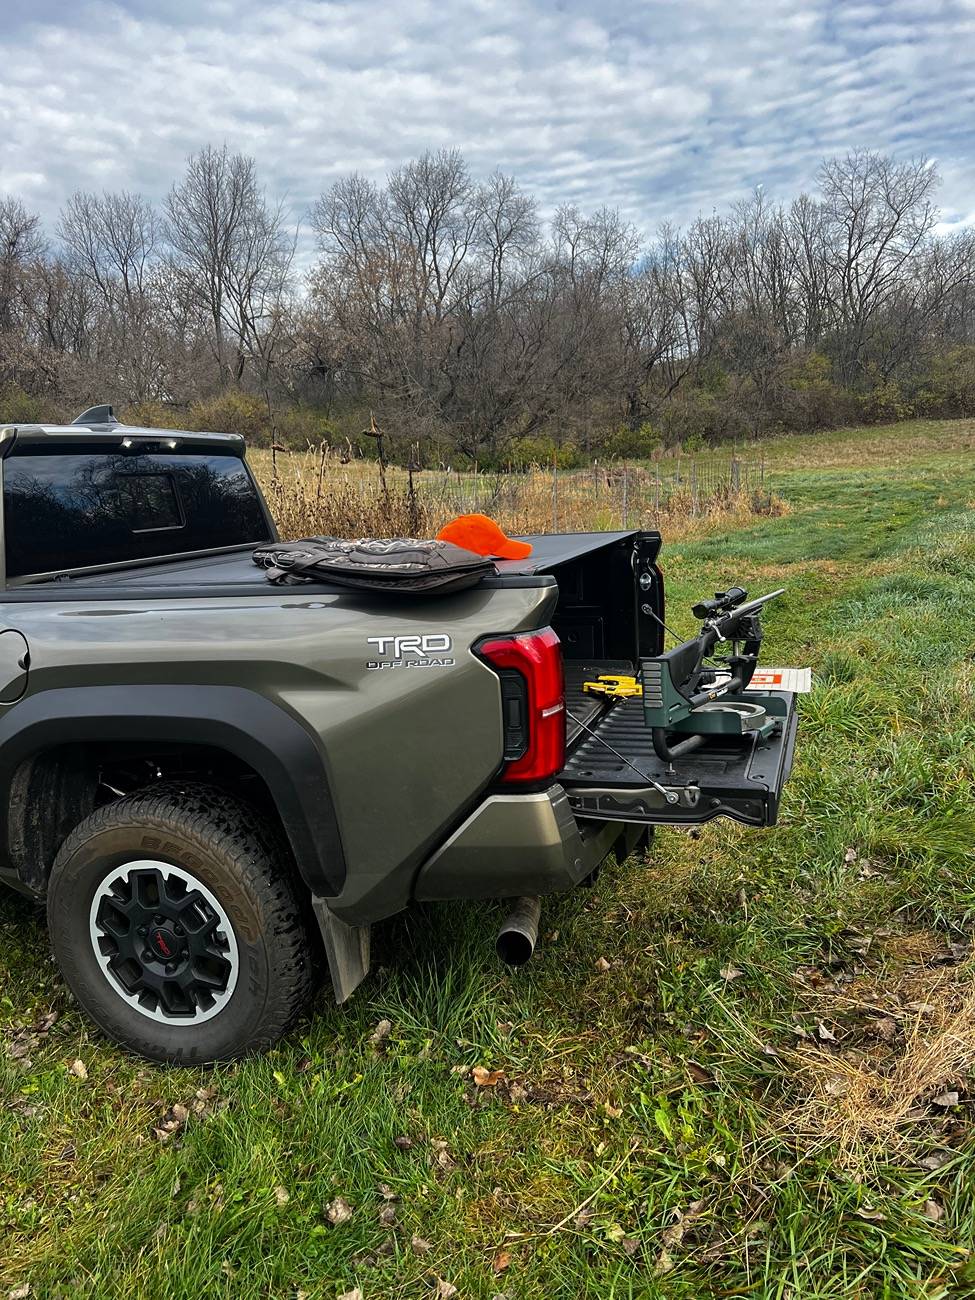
{"left": 252, "top": 444, "right": 787, "bottom": 540}
{"left": 780, "top": 956, "right": 975, "bottom": 1167}
{"left": 752, "top": 416, "right": 975, "bottom": 470}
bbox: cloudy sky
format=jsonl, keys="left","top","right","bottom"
{"left": 2, "top": 0, "right": 975, "bottom": 253}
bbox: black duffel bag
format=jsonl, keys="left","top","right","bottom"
{"left": 253, "top": 536, "right": 496, "bottom": 595}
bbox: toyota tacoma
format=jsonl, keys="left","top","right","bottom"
{"left": 0, "top": 405, "right": 798, "bottom": 1062}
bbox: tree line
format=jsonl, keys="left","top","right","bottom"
{"left": 2, "top": 145, "right": 974, "bottom": 463}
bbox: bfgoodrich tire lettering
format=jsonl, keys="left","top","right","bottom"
{"left": 47, "top": 783, "right": 316, "bottom": 1063}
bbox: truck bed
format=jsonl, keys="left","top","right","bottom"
{"left": 563, "top": 660, "right": 631, "bottom": 746}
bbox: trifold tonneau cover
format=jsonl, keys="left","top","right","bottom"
{"left": 560, "top": 690, "right": 799, "bottom": 827}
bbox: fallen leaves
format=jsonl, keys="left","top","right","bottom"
{"left": 430, "top": 1138, "right": 457, "bottom": 1172}
{"left": 472, "top": 1066, "right": 505, "bottom": 1087}
{"left": 7, "top": 1033, "right": 33, "bottom": 1063}
{"left": 654, "top": 1247, "right": 674, "bottom": 1277}
{"left": 867, "top": 1017, "right": 899, "bottom": 1043}
{"left": 854, "top": 1205, "right": 886, "bottom": 1223}
{"left": 719, "top": 965, "right": 743, "bottom": 983}
{"left": 649, "top": 1199, "right": 706, "bottom": 1276}
{"left": 326, "top": 1196, "right": 354, "bottom": 1226}
{"left": 930, "top": 1090, "right": 960, "bottom": 1109}
{"left": 685, "top": 1059, "right": 715, "bottom": 1086}
{"left": 368, "top": 1018, "right": 393, "bottom": 1050}
{"left": 660, "top": 1199, "right": 705, "bottom": 1251}
{"left": 154, "top": 1103, "right": 189, "bottom": 1142}
{"left": 67, "top": 1058, "right": 88, "bottom": 1080}
{"left": 4, "top": 1012, "right": 59, "bottom": 1070}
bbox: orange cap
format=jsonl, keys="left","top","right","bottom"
{"left": 436, "top": 513, "right": 533, "bottom": 560}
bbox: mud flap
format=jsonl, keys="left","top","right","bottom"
{"left": 312, "top": 899, "right": 371, "bottom": 1003}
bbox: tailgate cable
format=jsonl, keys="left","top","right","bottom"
{"left": 565, "top": 707, "right": 680, "bottom": 805}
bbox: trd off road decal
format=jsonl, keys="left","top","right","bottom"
{"left": 366, "top": 633, "right": 454, "bottom": 670}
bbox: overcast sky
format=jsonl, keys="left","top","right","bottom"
{"left": 2, "top": 0, "right": 975, "bottom": 258}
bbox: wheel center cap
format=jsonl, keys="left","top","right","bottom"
{"left": 149, "top": 926, "right": 180, "bottom": 960}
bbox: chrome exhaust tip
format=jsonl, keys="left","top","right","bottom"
{"left": 496, "top": 896, "right": 542, "bottom": 966}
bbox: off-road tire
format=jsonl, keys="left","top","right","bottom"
{"left": 47, "top": 783, "right": 316, "bottom": 1064}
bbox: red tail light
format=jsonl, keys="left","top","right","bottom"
{"left": 476, "top": 627, "right": 565, "bottom": 785}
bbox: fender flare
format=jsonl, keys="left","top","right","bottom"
{"left": 0, "top": 684, "right": 345, "bottom": 896}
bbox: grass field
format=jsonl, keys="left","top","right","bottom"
{"left": 2, "top": 419, "right": 974, "bottom": 1299}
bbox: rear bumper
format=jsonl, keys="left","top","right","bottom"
{"left": 413, "top": 784, "right": 644, "bottom": 901}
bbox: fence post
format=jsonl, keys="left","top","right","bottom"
{"left": 551, "top": 457, "right": 558, "bottom": 532}
{"left": 731, "top": 456, "right": 741, "bottom": 494}
{"left": 691, "top": 462, "right": 699, "bottom": 516}
{"left": 654, "top": 464, "right": 661, "bottom": 513}
{"left": 622, "top": 464, "right": 629, "bottom": 528}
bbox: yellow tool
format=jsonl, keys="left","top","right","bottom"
{"left": 582, "top": 674, "right": 643, "bottom": 698}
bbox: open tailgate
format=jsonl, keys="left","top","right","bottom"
{"left": 560, "top": 690, "right": 799, "bottom": 827}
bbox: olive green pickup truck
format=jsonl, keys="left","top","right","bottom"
{"left": 0, "top": 406, "right": 797, "bottom": 1062}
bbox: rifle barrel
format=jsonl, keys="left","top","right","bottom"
{"left": 714, "top": 588, "right": 784, "bottom": 631}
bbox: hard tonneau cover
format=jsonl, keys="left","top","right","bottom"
{"left": 19, "top": 530, "right": 646, "bottom": 594}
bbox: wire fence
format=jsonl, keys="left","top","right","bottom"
{"left": 252, "top": 446, "right": 777, "bottom": 540}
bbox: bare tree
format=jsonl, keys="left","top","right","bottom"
{"left": 1, "top": 145, "right": 973, "bottom": 453}
{"left": 58, "top": 190, "right": 162, "bottom": 400}
{"left": 818, "top": 151, "right": 939, "bottom": 382}
{"left": 0, "top": 198, "right": 44, "bottom": 336}
{"left": 166, "top": 145, "right": 295, "bottom": 388}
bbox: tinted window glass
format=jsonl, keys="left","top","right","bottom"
{"left": 4, "top": 451, "right": 272, "bottom": 578}
{"left": 116, "top": 473, "right": 183, "bottom": 530}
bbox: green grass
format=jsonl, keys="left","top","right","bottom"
{"left": 2, "top": 419, "right": 975, "bottom": 1299}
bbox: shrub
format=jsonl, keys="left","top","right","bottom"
{"left": 659, "top": 387, "right": 751, "bottom": 447}
{"left": 860, "top": 376, "right": 914, "bottom": 424}
{"left": 0, "top": 385, "right": 47, "bottom": 424}
{"left": 781, "top": 351, "right": 862, "bottom": 431}
{"left": 501, "top": 434, "right": 584, "bottom": 470}
{"left": 912, "top": 346, "right": 975, "bottom": 417}
{"left": 188, "top": 391, "right": 271, "bottom": 443}
{"left": 597, "top": 422, "right": 662, "bottom": 459}
{"left": 123, "top": 401, "right": 187, "bottom": 430}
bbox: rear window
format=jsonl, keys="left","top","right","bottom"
{"left": 3, "top": 451, "right": 272, "bottom": 578}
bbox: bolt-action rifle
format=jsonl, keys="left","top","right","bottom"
{"left": 641, "top": 587, "right": 784, "bottom": 763}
